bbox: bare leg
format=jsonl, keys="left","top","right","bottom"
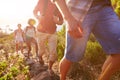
{"left": 48, "top": 61, "right": 55, "bottom": 76}
{"left": 101, "top": 56, "right": 112, "bottom": 73}
{"left": 38, "top": 39, "right": 45, "bottom": 64}
{"left": 16, "top": 43, "right": 19, "bottom": 53}
{"left": 20, "top": 42, "right": 23, "bottom": 53}
{"left": 26, "top": 42, "right": 31, "bottom": 59}
{"left": 34, "top": 41, "right": 38, "bottom": 57}
{"left": 98, "top": 54, "right": 120, "bottom": 80}
{"left": 39, "top": 55, "right": 44, "bottom": 65}
{"left": 59, "top": 58, "right": 72, "bottom": 80}
{"left": 48, "top": 61, "right": 54, "bottom": 70}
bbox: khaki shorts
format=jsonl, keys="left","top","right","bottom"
{"left": 37, "top": 31, "right": 57, "bottom": 62}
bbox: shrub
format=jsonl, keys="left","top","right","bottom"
{"left": 0, "top": 54, "right": 29, "bottom": 80}
{"left": 85, "top": 41, "right": 106, "bottom": 65}
{"left": 57, "top": 25, "right": 66, "bottom": 61}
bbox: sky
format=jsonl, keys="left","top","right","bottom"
{"left": 0, "top": 0, "right": 38, "bottom": 33}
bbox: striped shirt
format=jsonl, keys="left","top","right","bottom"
{"left": 67, "top": 0, "right": 111, "bottom": 21}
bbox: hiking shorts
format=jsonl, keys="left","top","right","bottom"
{"left": 37, "top": 31, "right": 57, "bottom": 62}
{"left": 15, "top": 36, "right": 24, "bottom": 43}
{"left": 65, "top": 6, "right": 120, "bottom": 62}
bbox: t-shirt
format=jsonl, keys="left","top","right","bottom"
{"left": 67, "top": 0, "right": 111, "bottom": 22}
{"left": 14, "top": 29, "right": 24, "bottom": 42}
{"left": 25, "top": 26, "right": 36, "bottom": 38}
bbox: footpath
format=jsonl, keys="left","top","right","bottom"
{"left": 21, "top": 49, "right": 60, "bottom": 80}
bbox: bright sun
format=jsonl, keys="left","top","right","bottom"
{"left": 0, "top": 0, "right": 38, "bottom": 31}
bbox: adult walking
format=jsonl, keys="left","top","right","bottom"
{"left": 33, "top": 0, "right": 63, "bottom": 76}
{"left": 52, "top": 0, "right": 120, "bottom": 80}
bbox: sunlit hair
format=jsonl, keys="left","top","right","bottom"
{"left": 17, "top": 24, "right": 21, "bottom": 27}
{"left": 28, "top": 18, "right": 36, "bottom": 25}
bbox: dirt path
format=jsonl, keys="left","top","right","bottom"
{"left": 22, "top": 51, "right": 60, "bottom": 80}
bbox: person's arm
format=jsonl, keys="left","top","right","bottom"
{"left": 53, "top": 0, "right": 72, "bottom": 20}
{"left": 33, "top": 0, "right": 40, "bottom": 20}
{"left": 24, "top": 26, "right": 28, "bottom": 34}
{"left": 53, "top": 0, "right": 83, "bottom": 38}
{"left": 53, "top": 8, "right": 63, "bottom": 25}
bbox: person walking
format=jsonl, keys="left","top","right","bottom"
{"left": 52, "top": 0, "right": 120, "bottom": 80}
{"left": 14, "top": 24, "right": 24, "bottom": 54}
{"left": 33, "top": 0, "right": 63, "bottom": 76}
{"left": 25, "top": 18, "right": 38, "bottom": 59}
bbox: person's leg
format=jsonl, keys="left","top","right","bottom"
{"left": 101, "top": 56, "right": 111, "bottom": 73}
{"left": 92, "top": 6, "right": 120, "bottom": 80}
{"left": 15, "top": 43, "right": 19, "bottom": 53}
{"left": 38, "top": 40, "right": 46, "bottom": 65}
{"left": 54, "top": 2, "right": 99, "bottom": 79}
{"left": 38, "top": 42, "right": 45, "bottom": 65}
{"left": 20, "top": 42, "right": 24, "bottom": 53}
{"left": 32, "top": 38, "right": 38, "bottom": 57}
{"left": 59, "top": 32, "right": 91, "bottom": 79}
{"left": 37, "top": 32, "right": 47, "bottom": 65}
{"left": 35, "top": 42, "right": 38, "bottom": 57}
{"left": 98, "top": 54, "right": 120, "bottom": 80}
{"left": 48, "top": 60, "right": 55, "bottom": 75}
{"left": 26, "top": 40, "right": 31, "bottom": 59}
{"left": 48, "top": 61, "right": 54, "bottom": 70}
{"left": 47, "top": 33, "right": 57, "bottom": 75}
{"left": 59, "top": 58, "right": 72, "bottom": 80}
{"left": 58, "top": 7, "right": 97, "bottom": 79}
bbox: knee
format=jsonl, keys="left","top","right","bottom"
{"left": 111, "top": 54, "right": 120, "bottom": 62}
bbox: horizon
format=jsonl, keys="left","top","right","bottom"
{"left": 0, "top": 0, "right": 63, "bottom": 34}
{"left": 0, "top": 0, "right": 38, "bottom": 33}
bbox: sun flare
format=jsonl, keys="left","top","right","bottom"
{"left": 0, "top": 0, "right": 38, "bottom": 31}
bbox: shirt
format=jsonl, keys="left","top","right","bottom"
{"left": 34, "top": 0, "right": 63, "bottom": 34}
{"left": 25, "top": 26, "right": 36, "bottom": 38}
{"left": 67, "top": 0, "right": 111, "bottom": 21}
{"left": 14, "top": 29, "right": 24, "bottom": 42}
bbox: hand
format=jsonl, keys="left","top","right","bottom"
{"left": 35, "top": 15, "right": 40, "bottom": 20}
{"left": 66, "top": 15, "right": 83, "bottom": 38}
{"left": 53, "top": 15, "right": 59, "bottom": 23}
{"left": 35, "top": 15, "right": 45, "bottom": 22}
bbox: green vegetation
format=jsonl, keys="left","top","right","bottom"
{"left": 0, "top": 1, "right": 120, "bottom": 79}
{"left": 111, "top": 0, "right": 120, "bottom": 17}
{"left": 0, "top": 33, "right": 29, "bottom": 80}
{"left": 0, "top": 53, "right": 29, "bottom": 80}
{"left": 57, "top": 24, "right": 66, "bottom": 61}
{"left": 85, "top": 40, "right": 106, "bottom": 65}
